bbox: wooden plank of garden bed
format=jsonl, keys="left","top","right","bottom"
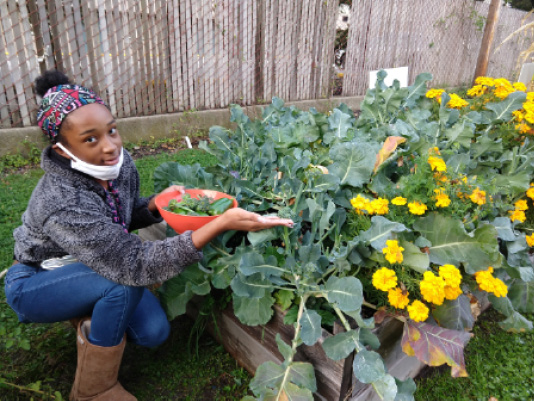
{"left": 186, "top": 297, "right": 350, "bottom": 401}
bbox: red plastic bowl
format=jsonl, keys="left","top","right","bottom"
{"left": 155, "top": 189, "right": 238, "bottom": 234}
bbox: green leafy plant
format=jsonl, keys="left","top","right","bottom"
{"left": 153, "top": 71, "right": 534, "bottom": 400}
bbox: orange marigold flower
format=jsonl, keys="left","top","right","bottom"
{"left": 469, "top": 188, "right": 486, "bottom": 205}
{"left": 526, "top": 233, "right": 534, "bottom": 247}
{"left": 428, "top": 147, "right": 441, "bottom": 155}
{"left": 407, "top": 300, "right": 429, "bottom": 322}
{"left": 516, "top": 123, "right": 531, "bottom": 134}
{"left": 527, "top": 184, "right": 534, "bottom": 200}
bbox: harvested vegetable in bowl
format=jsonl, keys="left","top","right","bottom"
{"left": 164, "top": 194, "right": 234, "bottom": 216}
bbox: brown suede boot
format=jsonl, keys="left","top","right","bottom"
{"left": 69, "top": 320, "right": 137, "bottom": 401}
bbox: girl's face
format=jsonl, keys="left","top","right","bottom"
{"left": 53, "top": 103, "right": 122, "bottom": 166}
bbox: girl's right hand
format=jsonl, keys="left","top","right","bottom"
{"left": 190, "top": 207, "right": 294, "bottom": 250}
{"left": 219, "top": 208, "right": 294, "bottom": 232}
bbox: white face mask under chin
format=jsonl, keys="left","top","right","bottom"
{"left": 55, "top": 143, "right": 124, "bottom": 181}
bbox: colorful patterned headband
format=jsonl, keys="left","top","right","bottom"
{"left": 36, "top": 84, "right": 106, "bottom": 142}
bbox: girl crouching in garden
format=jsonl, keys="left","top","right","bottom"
{"left": 4, "top": 70, "right": 293, "bottom": 401}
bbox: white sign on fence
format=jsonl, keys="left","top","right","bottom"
{"left": 369, "top": 66, "right": 409, "bottom": 89}
{"left": 519, "top": 63, "right": 534, "bottom": 85}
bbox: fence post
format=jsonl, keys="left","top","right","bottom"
{"left": 473, "top": 0, "right": 501, "bottom": 84}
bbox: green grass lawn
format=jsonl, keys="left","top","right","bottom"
{"left": 1, "top": 148, "right": 533, "bottom": 400}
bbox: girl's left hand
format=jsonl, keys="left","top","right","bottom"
{"left": 148, "top": 185, "right": 186, "bottom": 213}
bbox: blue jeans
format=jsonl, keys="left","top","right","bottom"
{"left": 4, "top": 263, "right": 170, "bottom": 348}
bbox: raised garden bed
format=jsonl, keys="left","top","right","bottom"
{"left": 140, "top": 223, "right": 427, "bottom": 401}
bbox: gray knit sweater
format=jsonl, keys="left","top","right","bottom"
{"left": 13, "top": 147, "right": 203, "bottom": 286}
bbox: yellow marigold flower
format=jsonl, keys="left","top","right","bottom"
{"left": 368, "top": 198, "right": 389, "bottom": 215}
{"left": 392, "top": 196, "right": 407, "bottom": 206}
{"left": 527, "top": 184, "right": 534, "bottom": 200}
{"left": 420, "top": 271, "right": 446, "bottom": 305}
{"left": 494, "top": 86, "right": 512, "bottom": 99}
{"left": 474, "top": 268, "right": 496, "bottom": 293}
{"left": 407, "top": 300, "right": 429, "bottom": 322}
{"left": 408, "top": 201, "right": 428, "bottom": 215}
{"left": 513, "top": 110, "right": 525, "bottom": 122}
{"left": 474, "top": 76, "right": 494, "bottom": 87}
{"left": 527, "top": 92, "right": 534, "bottom": 102}
{"left": 494, "top": 77, "right": 513, "bottom": 89}
{"left": 526, "top": 233, "right": 534, "bottom": 247}
{"left": 428, "top": 146, "right": 441, "bottom": 155}
{"left": 492, "top": 278, "right": 508, "bottom": 297}
{"left": 509, "top": 209, "right": 526, "bottom": 223}
{"left": 524, "top": 112, "right": 534, "bottom": 125}
{"left": 447, "top": 93, "right": 469, "bottom": 109}
{"left": 428, "top": 156, "right": 447, "bottom": 172}
{"left": 524, "top": 101, "right": 534, "bottom": 114}
{"left": 426, "top": 88, "right": 445, "bottom": 100}
{"left": 439, "top": 264, "right": 462, "bottom": 288}
{"left": 467, "top": 85, "right": 485, "bottom": 97}
{"left": 433, "top": 172, "right": 448, "bottom": 183}
{"left": 515, "top": 199, "right": 529, "bottom": 211}
{"left": 444, "top": 285, "right": 463, "bottom": 300}
{"left": 350, "top": 195, "right": 370, "bottom": 211}
{"left": 382, "top": 240, "right": 404, "bottom": 264}
{"left": 469, "top": 188, "right": 486, "bottom": 205}
{"left": 514, "top": 82, "right": 527, "bottom": 92}
{"left": 372, "top": 267, "right": 398, "bottom": 292}
{"left": 388, "top": 287, "right": 410, "bottom": 309}
{"left": 434, "top": 189, "right": 451, "bottom": 208}
{"left": 516, "top": 123, "right": 531, "bottom": 134}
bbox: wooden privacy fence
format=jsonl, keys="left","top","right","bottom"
{"left": 0, "top": 0, "right": 532, "bottom": 130}
{"left": 0, "top": 0, "right": 337, "bottom": 128}
{"left": 343, "top": 0, "right": 534, "bottom": 96}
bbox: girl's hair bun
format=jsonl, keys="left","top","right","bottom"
{"left": 34, "top": 70, "right": 72, "bottom": 97}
